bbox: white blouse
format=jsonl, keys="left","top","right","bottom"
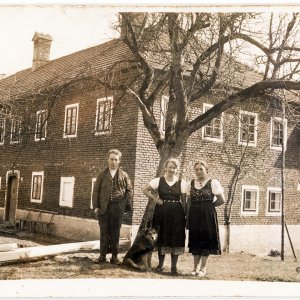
{"left": 149, "top": 176, "right": 187, "bottom": 193}
{"left": 186, "top": 178, "right": 224, "bottom": 196}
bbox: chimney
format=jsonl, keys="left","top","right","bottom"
{"left": 32, "top": 32, "right": 52, "bottom": 71}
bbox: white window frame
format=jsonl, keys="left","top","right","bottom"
{"left": 63, "top": 103, "right": 79, "bottom": 138}
{"left": 30, "top": 171, "right": 44, "bottom": 203}
{"left": 90, "top": 177, "right": 96, "bottom": 209}
{"left": 238, "top": 110, "right": 258, "bottom": 147}
{"left": 0, "top": 177, "right": 2, "bottom": 190}
{"left": 95, "top": 97, "right": 113, "bottom": 135}
{"left": 10, "top": 118, "right": 21, "bottom": 144}
{"left": 266, "top": 187, "right": 282, "bottom": 216}
{"left": 160, "top": 95, "right": 169, "bottom": 133}
{"left": 202, "top": 103, "right": 223, "bottom": 143}
{"left": 59, "top": 176, "right": 75, "bottom": 208}
{"left": 270, "top": 117, "right": 287, "bottom": 151}
{"left": 241, "top": 185, "right": 259, "bottom": 216}
{"left": 35, "top": 110, "right": 47, "bottom": 141}
{"left": 0, "top": 118, "right": 5, "bottom": 145}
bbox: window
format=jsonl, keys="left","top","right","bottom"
{"left": 160, "top": 95, "right": 169, "bottom": 133}
{"left": 238, "top": 111, "right": 258, "bottom": 147}
{"left": 59, "top": 177, "right": 75, "bottom": 208}
{"left": 30, "top": 171, "right": 44, "bottom": 203}
{"left": 35, "top": 110, "right": 47, "bottom": 141}
{"left": 266, "top": 187, "right": 281, "bottom": 215}
{"left": 63, "top": 104, "right": 79, "bottom": 138}
{"left": 202, "top": 103, "right": 223, "bottom": 142}
{"left": 270, "top": 117, "right": 287, "bottom": 150}
{"left": 10, "top": 118, "right": 21, "bottom": 144}
{"left": 241, "top": 185, "right": 259, "bottom": 215}
{"left": 0, "top": 177, "right": 1, "bottom": 190}
{"left": 95, "top": 97, "right": 113, "bottom": 135}
{"left": 90, "top": 178, "right": 96, "bottom": 209}
{"left": 0, "top": 118, "right": 5, "bottom": 145}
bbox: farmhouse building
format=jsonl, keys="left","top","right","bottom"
{"left": 0, "top": 33, "right": 299, "bottom": 254}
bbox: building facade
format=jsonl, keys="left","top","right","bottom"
{"left": 0, "top": 33, "right": 299, "bottom": 254}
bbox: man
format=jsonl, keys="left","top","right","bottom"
{"left": 93, "top": 149, "right": 133, "bottom": 265}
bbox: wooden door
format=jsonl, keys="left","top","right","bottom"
{"left": 5, "top": 176, "right": 18, "bottom": 222}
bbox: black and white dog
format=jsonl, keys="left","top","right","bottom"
{"left": 122, "top": 228, "right": 158, "bottom": 272}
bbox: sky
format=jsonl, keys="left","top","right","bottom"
{"left": 1, "top": 2, "right": 300, "bottom": 77}
{"left": 0, "top": 5, "right": 120, "bottom": 76}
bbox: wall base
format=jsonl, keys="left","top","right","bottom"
{"left": 1, "top": 208, "right": 299, "bottom": 256}
{"left": 0, "top": 208, "right": 131, "bottom": 242}
{"left": 219, "top": 224, "right": 300, "bottom": 256}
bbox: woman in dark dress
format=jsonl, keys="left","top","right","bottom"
{"left": 187, "top": 161, "right": 225, "bottom": 277}
{"left": 142, "top": 158, "right": 187, "bottom": 275}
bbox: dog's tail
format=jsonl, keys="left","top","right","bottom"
{"left": 123, "top": 258, "right": 144, "bottom": 271}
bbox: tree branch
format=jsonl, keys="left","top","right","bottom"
{"left": 189, "top": 79, "right": 300, "bottom": 134}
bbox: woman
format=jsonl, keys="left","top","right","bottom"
{"left": 186, "top": 161, "right": 225, "bottom": 277}
{"left": 142, "top": 158, "right": 187, "bottom": 276}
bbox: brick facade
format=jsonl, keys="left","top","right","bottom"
{"left": 0, "top": 87, "right": 139, "bottom": 225}
{"left": 0, "top": 38, "right": 299, "bottom": 251}
{"left": 133, "top": 93, "right": 300, "bottom": 227}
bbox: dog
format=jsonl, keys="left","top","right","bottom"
{"left": 122, "top": 228, "right": 158, "bottom": 272}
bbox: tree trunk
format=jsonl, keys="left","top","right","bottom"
{"left": 223, "top": 170, "right": 239, "bottom": 253}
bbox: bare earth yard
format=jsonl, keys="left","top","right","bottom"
{"left": 0, "top": 233, "right": 300, "bottom": 282}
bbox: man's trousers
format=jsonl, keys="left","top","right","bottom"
{"left": 98, "top": 201, "right": 124, "bottom": 256}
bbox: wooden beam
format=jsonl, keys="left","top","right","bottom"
{"left": 0, "top": 243, "right": 18, "bottom": 252}
{"left": 0, "top": 240, "right": 100, "bottom": 263}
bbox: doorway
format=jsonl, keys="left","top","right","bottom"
{"left": 4, "top": 174, "right": 19, "bottom": 223}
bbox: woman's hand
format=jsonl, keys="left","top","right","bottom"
{"left": 153, "top": 197, "right": 163, "bottom": 205}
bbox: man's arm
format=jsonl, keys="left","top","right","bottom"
{"left": 181, "top": 193, "right": 187, "bottom": 215}
{"left": 124, "top": 173, "right": 133, "bottom": 213}
{"left": 92, "top": 172, "right": 103, "bottom": 212}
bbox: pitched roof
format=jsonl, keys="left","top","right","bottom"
{"left": 0, "top": 39, "right": 134, "bottom": 102}
{"left": 1, "top": 36, "right": 297, "bottom": 106}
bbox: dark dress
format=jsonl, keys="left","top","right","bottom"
{"left": 188, "top": 179, "right": 221, "bottom": 256}
{"left": 152, "top": 177, "right": 186, "bottom": 255}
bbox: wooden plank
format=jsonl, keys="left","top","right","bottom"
{"left": 0, "top": 240, "right": 100, "bottom": 263}
{"left": 0, "top": 243, "right": 18, "bottom": 252}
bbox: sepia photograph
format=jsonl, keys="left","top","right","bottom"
{"left": 0, "top": 1, "right": 299, "bottom": 298}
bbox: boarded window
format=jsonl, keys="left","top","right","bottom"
{"left": 59, "top": 177, "right": 75, "bottom": 208}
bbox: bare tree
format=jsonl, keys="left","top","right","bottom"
{"left": 113, "top": 13, "right": 300, "bottom": 169}
{"left": 1, "top": 12, "right": 300, "bottom": 227}
{"left": 111, "top": 12, "right": 300, "bottom": 225}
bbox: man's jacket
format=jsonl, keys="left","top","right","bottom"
{"left": 92, "top": 167, "right": 133, "bottom": 215}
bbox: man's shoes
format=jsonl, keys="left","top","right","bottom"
{"left": 171, "top": 267, "right": 179, "bottom": 276}
{"left": 155, "top": 265, "right": 164, "bottom": 272}
{"left": 97, "top": 256, "right": 107, "bottom": 264}
{"left": 110, "top": 256, "right": 121, "bottom": 265}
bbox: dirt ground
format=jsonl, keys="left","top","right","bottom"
{"left": 0, "top": 232, "right": 300, "bottom": 282}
